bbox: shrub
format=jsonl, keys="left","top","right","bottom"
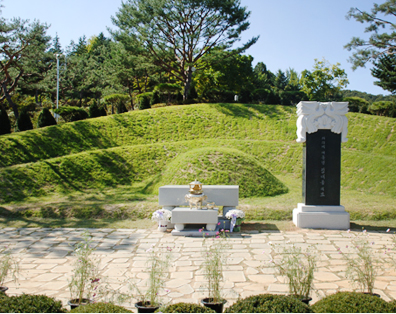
{"left": 37, "top": 108, "right": 57, "bottom": 128}
{"left": 116, "top": 101, "right": 128, "bottom": 114}
{"left": 225, "top": 294, "right": 312, "bottom": 313}
{"left": 162, "top": 302, "right": 215, "bottom": 313}
{"left": 137, "top": 92, "right": 152, "bottom": 110}
{"left": 150, "top": 90, "right": 161, "bottom": 106}
{"left": 15, "top": 109, "right": 33, "bottom": 132}
{"left": 70, "top": 302, "right": 132, "bottom": 313}
{"left": 368, "top": 101, "right": 396, "bottom": 117}
{"left": 0, "top": 294, "right": 66, "bottom": 313}
{"left": 103, "top": 94, "right": 130, "bottom": 114}
{"left": 54, "top": 106, "right": 88, "bottom": 122}
{"left": 0, "top": 108, "right": 11, "bottom": 135}
{"left": 343, "top": 96, "right": 369, "bottom": 114}
{"left": 311, "top": 292, "right": 392, "bottom": 313}
{"left": 89, "top": 102, "right": 107, "bottom": 118}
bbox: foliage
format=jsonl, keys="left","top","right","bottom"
{"left": 0, "top": 108, "right": 11, "bottom": 135}
{"left": 161, "top": 302, "right": 215, "bottom": 313}
{"left": 0, "top": 246, "right": 19, "bottom": 287}
{"left": 37, "top": 108, "right": 57, "bottom": 128}
{"left": 343, "top": 96, "right": 369, "bottom": 114}
{"left": 368, "top": 101, "right": 396, "bottom": 117}
{"left": 312, "top": 291, "right": 392, "bottom": 313}
{"left": 68, "top": 233, "right": 101, "bottom": 304}
{"left": 89, "top": 102, "right": 107, "bottom": 118}
{"left": 300, "top": 58, "right": 349, "bottom": 101}
{"left": 337, "top": 229, "right": 382, "bottom": 294}
{"left": 103, "top": 94, "right": 130, "bottom": 114}
{"left": 136, "top": 92, "right": 152, "bottom": 110}
{"left": 70, "top": 302, "right": 132, "bottom": 313}
{"left": 15, "top": 109, "right": 33, "bottom": 132}
{"left": 224, "top": 294, "right": 312, "bottom": 313}
{"left": 269, "top": 243, "right": 316, "bottom": 298}
{"left": 54, "top": 106, "right": 88, "bottom": 122}
{"left": 372, "top": 54, "right": 396, "bottom": 94}
{"left": 150, "top": 90, "right": 161, "bottom": 106}
{"left": 111, "top": 0, "right": 258, "bottom": 99}
{"left": 345, "top": 1, "right": 396, "bottom": 69}
{"left": 0, "top": 294, "right": 66, "bottom": 313}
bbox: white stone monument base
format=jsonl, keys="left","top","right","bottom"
{"left": 293, "top": 203, "right": 350, "bottom": 229}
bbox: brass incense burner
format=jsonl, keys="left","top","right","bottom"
{"left": 185, "top": 179, "right": 207, "bottom": 209}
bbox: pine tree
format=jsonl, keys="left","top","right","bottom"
{"left": 0, "top": 108, "right": 11, "bottom": 135}
{"left": 37, "top": 108, "right": 57, "bottom": 128}
{"left": 371, "top": 54, "right": 396, "bottom": 94}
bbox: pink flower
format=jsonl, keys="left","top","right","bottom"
{"left": 206, "top": 233, "right": 209, "bottom": 236}
{"left": 216, "top": 231, "right": 220, "bottom": 236}
{"left": 216, "top": 236, "right": 220, "bottom": 238}
{"left": 217, "top": 222, "right": 221, "bottom": 225}
{"left": 225, "top": 230, "right": 229, "bottom": 232}
{"left": 199, "top": 229, "right": 203, "bottom": 232}
{"left": 346, "top": 245, "right": 348, "bottom": 248}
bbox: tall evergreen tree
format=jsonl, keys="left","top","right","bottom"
{"left": 371, "top": 54, "right": 396, "bottom": 94}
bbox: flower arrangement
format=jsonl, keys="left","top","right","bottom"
{"left": 151, "top": 209, "right": 172, "bottom": 222}
{"left": 269, "top": 243, "right": 317, "bottom": 300}
{"left": 68, "top": 233, "right": 102, "bottom": 305}
{"left": 225, "top": 209, "right": 245, "bottom": 232}
{"left": 0, "top": 245, "right": 19, "bottom": 290}
{"left": 337, "top": 229, "right": 383, "bottom": 295}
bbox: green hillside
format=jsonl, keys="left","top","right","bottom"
{"left": 0, "top": 103, "right": 395, "bottom": 222}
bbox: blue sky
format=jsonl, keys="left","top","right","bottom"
{"left": 2, "top": 0, "right": 389, "bottom": 95}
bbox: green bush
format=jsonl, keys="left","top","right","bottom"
{"left": 0, "top": 294, "right": 66, "bottom": 313}
{"left": 368, "top": 101, "right": 396, "bottom": 117}
{"left": 150, "top": 90, "right": 161, "bottom": 106}
{"left": 344, "top": 96, "right": 370, "bottom": 114}
{"left": 161, "top": 302, "right": 215, "bottom": 313}
{"left": 89, "top": 102, "right": 107, "bottom": 118}
{"left": 70, "top": 302, "right": 132, "bottom": 313}
{"left": 137, "top": 92, "right": 152, "bottom": 110}
{"left": 225, "top": 294, "right": 312, "bottom": 313}
{"left": 311, "top": 292, "right": 392, "bottom": 313}
{"left": 0, "top": 108, "right": 11, "bottom": 135}
{"left": 15, "top": 109, "right": 33, "bottom": 132}
{"left": 37, "top": 108, "right": 57, "bottom": 128}
{"left": 54, "top": 106, "right": 89, "bottom": 122}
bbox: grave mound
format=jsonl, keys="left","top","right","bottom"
{"left": 153, "top": 147, "right": 288, "bottom": 198}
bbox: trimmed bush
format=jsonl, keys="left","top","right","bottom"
{"left": 150, "top": 90, "right": 161, "bottom": 106}
{"left": 70, "top": 302, "right": 132, "bottom": 313}
{"left": 37, "top": 108, "right": 57, "bottom": 128}
{"left": 54, "top": 106, "right": 89, "bottom": 122}
{"left": 311, "top": 292, "right": 392, "bottom": 313}
{"left": 137, "top": 92, "right": 152, "bottom": 110}
{"left": 225, "top": 294, "right": 312, "bottom": 313}
{"left": 161, "top": 302, "right": 215, "bottom": 313}
{"left": 89, "top": 102, "right": 107, "bottom": 118}
{"left": 0, "top": 294, "right": 66, "bottom": 313}
{"left": 15, "top": 109, "right": 33, "bottom": 132}
{"left": 368, "top": 101, "right": 396, "bottom": 117}
{"left": 343, "top": 96, "right": 369, "bottom": 114}
{"left": 0, "top": 108, "right": 11, "bottom": 135}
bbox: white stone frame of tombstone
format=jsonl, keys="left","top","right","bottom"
{"left": 293, "top": 101, "right": 350, "bottom": 230}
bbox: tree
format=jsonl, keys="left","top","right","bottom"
{"left": 15, "top": 109, "right": 33, "bottom": 132}
{"left": 37, "top": 107, "right": 56, "bottom": 128}
{"left": 300, "top": 59, "right": 349, "bottom": 101}
{"left": 111, "top": 0, "right": 258, "bottom": 100}
{"left": 371, "top": 54, "right": 396, "bottom": 94}
{"left": 345, "top": 1, "right": 396, "bottom": 69}
{"left": 0, "top": 107, "right": 11, "bottom": 135}
{"left": 343, "top": 96, "right": 369, "bottom": 113}
{"left": 0, "top": 18, "right": 50, "bottom": 119}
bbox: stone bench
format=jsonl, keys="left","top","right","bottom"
{"left": 158, "top": 185, "right": 239, "bottom": 235}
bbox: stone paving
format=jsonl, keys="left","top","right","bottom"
{"left": 2, "top": 227, "right": 396, "bottom": 311}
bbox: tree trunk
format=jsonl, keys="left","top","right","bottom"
{"left": 183, "top": 67, "right": 193, "bottom": 101}
{"left": 1, "top": 82, "right": 19, "bottom": 120}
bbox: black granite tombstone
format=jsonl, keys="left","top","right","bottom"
{"left": 302, "top": 129, "right": 341, "bottom": 206}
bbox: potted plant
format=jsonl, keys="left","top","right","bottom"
{"left": 0, "top": 245, "right": 19, "bottom": 295}
{"left": 200, "top": 231, "right": 229, "bottom": 313}
{"left": 338, "top": 229, "right": 382, "bottom": 296}
{"left": 133, "top": 245, "right": 172, "bottom": 313}
{"left": 225, "top": 209, "right": 245, "bottom": 232}
{"left": 269, "top": 243, "right": 317, "bottom": 304}
{"left": 152, "top": 209, "right": 172, "bottom": 232}
{"left": 68, "top": 233, "right": 101, "bottom": 310}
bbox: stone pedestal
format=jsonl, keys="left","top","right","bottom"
{"left": 293, "top": 102, "right": 350, "bottom": 229}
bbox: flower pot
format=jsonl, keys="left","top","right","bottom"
{"left": 201, "top": 298, "right": 227, "bottom": 313}
{"left": 158, "top": 219, "right": 168, "bottom": 232}
{"left": 0, "top": 286, "right": 8, "bottom": 295}
{"left": 68, "top": 298, "right": 91, "bottom": 310}
{"left": 135, "top": 301, "right": 161, "bottom": 313}
{"left": 232, "top": 218, "right": 244, "bottom": 232}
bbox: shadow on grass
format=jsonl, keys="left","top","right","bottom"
{"left": 243, "top": 222, "right": 281, "bottom": 233}
{"left": 350, "top": 221, "right": 394, "bottom": 232}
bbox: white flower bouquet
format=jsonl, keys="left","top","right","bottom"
{"left": 151, "top": 209, "right": 172, "bottom": 222}
{"left": 225, "top": 209, "right": 245, "bottom": 219}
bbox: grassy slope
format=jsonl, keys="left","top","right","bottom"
{"left": 0, "top": 103, "right": 395, "bottom": 221}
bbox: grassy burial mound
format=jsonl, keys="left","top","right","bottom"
{"left": 0, "top": 103, "right": 395, "bottom": 222}
{"left": 151, "top": 147, "right": 289, "bottom": 198}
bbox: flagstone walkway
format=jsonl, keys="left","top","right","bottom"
{"left": 2, "top": 227, "right": 396, "bottom": 311}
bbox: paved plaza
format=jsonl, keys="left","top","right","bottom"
{"left": 2, "top": 227, "right": 396, "bottom": 311}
